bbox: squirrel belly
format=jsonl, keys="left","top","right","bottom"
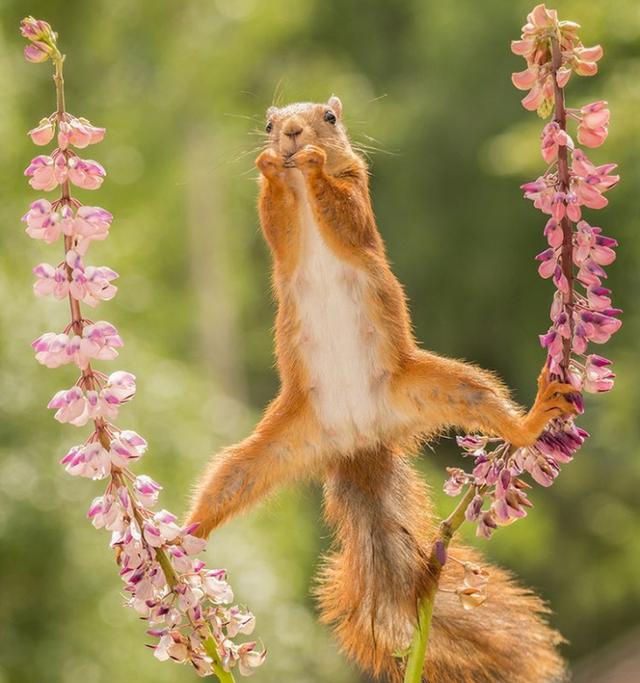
{"left": 288, "top": 168, "right": 396, "bottom": 452}
{"left": 186, "top": 96, "right": 578, "bottom": 683}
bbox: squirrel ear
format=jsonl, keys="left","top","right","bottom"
{"left": 328, "top": 95, "right": 342, "bottom": 118}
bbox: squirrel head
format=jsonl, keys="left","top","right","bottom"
{"left": 264, "top": 96, "right": 362, "bottom": 174}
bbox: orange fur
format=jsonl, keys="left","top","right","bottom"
{"left": 186, "top": 97, "right": 575, "bottom": 681}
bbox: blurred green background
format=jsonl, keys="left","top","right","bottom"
{"left": 1, "top": 1, "right": 638, "bottom": 682}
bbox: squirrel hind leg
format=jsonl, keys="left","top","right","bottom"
{"left": 185, "top": 401, "right": 320, "bottom": 537}
{"left": 393, "top": 351, "right": 576, "bottom": 448}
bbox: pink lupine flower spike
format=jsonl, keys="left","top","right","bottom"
{"left": 20, "top": 16, "right": 263, "bottom": 682}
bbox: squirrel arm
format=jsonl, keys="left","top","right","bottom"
{"left": 185, "top": 399, "right": 320, "bottom": 538}
{"left": 393, "top": 351, "right": 577, "bottom": 448}
{"left": 256, "top": 149, "right": 299, "bottom": 266}
{"left": 290, "top": 145, "right": 377, "bottom": 258}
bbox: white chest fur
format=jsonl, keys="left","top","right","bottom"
{"left": 290, "top": 172, "right": 387, "bottom": 448}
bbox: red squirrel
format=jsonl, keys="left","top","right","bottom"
{"left": 186, "top": 97, "right": 576, "bottom": 682}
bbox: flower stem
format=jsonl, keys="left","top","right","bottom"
{"left": 53, "top": 51, "right": 65, "bottom": 117}
{"left": 403, "top": 486, "right": 477, "bottom": 683}
{"left": 550, "top": 32, "right": 574, "bottom": 374}
{"left": 125, "top": 479, "right": 236, "bottom": 682}
{"left": 203, "top": 636, "right": 237, "bottom": 683}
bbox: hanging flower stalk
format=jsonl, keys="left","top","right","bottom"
{"left": 20, "top": 17, "right": 265, "bottom": 681}
{"left": 403, "top": 5, "right": 620, "bottom": 682}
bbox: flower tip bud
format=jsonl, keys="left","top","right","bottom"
{"left": 24, "top": 42, "right": 50, "bottom": 63}
{"left": 28, "top": 118, "right": 55, "bottom": 145}
{"left": 20, "top": 16, "right": 54, "bottom": 42}
{"left": 434, "top": 539, "right": 447, "bottom": 566}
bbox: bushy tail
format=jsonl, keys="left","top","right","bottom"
{"left": 316, "top": 445, "right": 566, "bottom": 683}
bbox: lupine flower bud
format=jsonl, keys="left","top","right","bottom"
{"left": 463, "top": 563, "right": 489, "bottom": 589}
{"left": 24, "top": 41, "right": 51, "bottom": 63}
{"left": 20, "top": 16, "right": 53, "bottom": 42}
{"left": 28, "top": 118, "right": 55, "bottom": 145}
{"left": 456, "top": 586, "right": 487, "bottom": 610}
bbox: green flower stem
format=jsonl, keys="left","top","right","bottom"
{"left": 123, "top": 478, "right": 236, "bottom": 683}
{"left": 156, "top": 545, "right": 236, "bottom": 682}
{"left": 203, "top": 635, "right": 237, "bottom": 683}
{"left": 403, "top": 485, "right": 477, "bottom": 683}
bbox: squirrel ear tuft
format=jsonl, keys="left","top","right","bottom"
{"left": 328, "top": 95, "right": 342, "bottom": 118}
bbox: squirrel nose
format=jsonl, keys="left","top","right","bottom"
{"left": 284, "top": 124, "right": 303, "bottom": 138}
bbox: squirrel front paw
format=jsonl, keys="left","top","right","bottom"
{"left": 256, "top": 148, "right": 286, "bottom": 181}
{"left": 284, "top": 144, "right": 326, "bottom": 175}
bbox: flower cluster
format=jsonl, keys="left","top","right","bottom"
{"left": 510, "top": 4, "right": 603, "bottom": 116}
{"left": 21, "top": 17, "right": 263, "bottom": 680}
{"left": 443, "top": 5, "right": 619, "bottom": 542}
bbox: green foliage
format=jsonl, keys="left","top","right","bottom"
{"left": 0, "top": 1, "right": 638, "bottom": 681}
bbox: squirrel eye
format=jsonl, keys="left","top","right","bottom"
{"left": 265, "top": 121, "right": 273, "bottom": 133}
{"left": 324, "top": 110, "right": 337, "bottom": 125}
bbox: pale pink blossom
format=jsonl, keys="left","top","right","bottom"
{"left": 133, "top": 475, "right": 162, "bottom": 507}
{"left": 24, "top": 155, "right": 58, "bottom": 190}
{"left": 587, "top": 286, "right": 612, "bottom": 311}
{"left": 577, "top": 101, "right": 609, "bottom": 148}
{"left": 32, "top": 332, "right": 78, "bottom": 368}
{"left": 443, "top": 467, "right": 467, "bottom": 497}
{"left": 28, "top": 117, "right": 55, "bottom": 145}
{"left": 24, "top": 41, "right": 50, "bottom": 63}
{"left": 67, "top": 156, "right": 106, "bottom": 190}
{"left": 33, "top": 323, "right": 123, "bottom": 369}
{"left": 48, "top": 385, "right": 119, "bottom": 426}
{"left": 80, "top": 321, "right": 124, "bottom": 363}
{"left": 511, "top": 66, "right": 538, "bottom": 91}
{"left": 20, "top": 16, "right": 53, "bottom": 41}
{"left": 476, "top": 511, "right": 498, "bottom": 538}
{"left": 48, "top": 386, "right": 88, "bottom": 425}
{"left": 535, "top": 247, "right": 557, "bottom": 279}
{"left": 110, "top": 430, "right": 148, "bottom": 467}
{"left": 574, "top": 221, "right": 617, "bottom": 267}
{"left": 202, "top": 570, "right": 234, "bottom": 604}
{"left": 456, "top": 586, "right": 487, "bottom": 611}
{"left": 33, "top": 263, "right": 68, "bottom": 299}
{"left": 578, "top": 310, "right": 622, "bottom": 345}
{"left": 540, "top": 121, "right": 573, "bottom": 164}
{"left": 571, "top": 149, "right": 619, "bottom": 210}
{"left": 154, "top": 510, "right": 181, "bottom": 542}
{"left": 65, "top": 250, "right": 118, "bottom": 307}
{"left": 227, "top": 607, "right": 256, "bottom": 638}
{"left": 25, "top": 154, "right": 106, "bottom": 191}
{"left": 237, "top": 642, "right": 266, "bottom": 676}
{"left": 463, "top": 563, "right": 489, "bottom": 589}
{"left": 583, "top": 354, "right": 615, "bottom": 393}
{"left": 58, "top": 115, "right": 105, "bottom": 149}
{"left": 181, "top": 533, "right": 207, "bottom": 556}
{"left": 23, "top": 199, "right": 70, "bottom": 243}
{"left": 88, "top": 493, "right": 125, "bottom": 531}
{"left": 102, "top": 371, "right": 136, "bottom": 404}
{"left": 60, "top": 442, "right": 111, "bottom": 479}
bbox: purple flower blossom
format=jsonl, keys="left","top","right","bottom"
{"left": 451, "top": 15, "right": 619, "bottom": 543}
